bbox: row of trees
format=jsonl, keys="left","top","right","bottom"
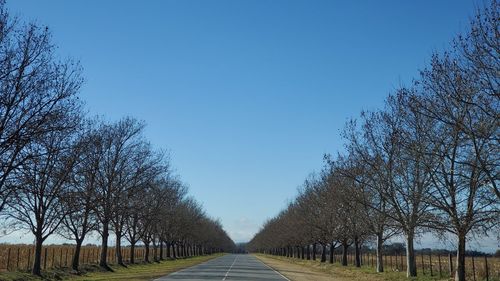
{"left": 248, "top": 2, "right": 499, "bottom": 281}
{"left": 0, "top": 1, "right": 234, "bottom": 276}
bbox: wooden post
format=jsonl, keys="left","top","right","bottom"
{"left": 6, "top": 248, "right": 11, "bottom": 271}
{"left": 401, "top": 253, "right": 404, "bottom": 270}
{"left": 438, "top": 254, "right": 442, "bottom": 277}
{"left": 448, "top": 253, "right": 453, "bottom": 277}
{"left": 484, "top": 255, "right": 489, "bottom": 281}
{"left": 390, "top": 255, "right": 392, "bottom": 270}
{"left": 59, "top": 248, "right": 63, "bottom": 267}
{"left": 65, "top": 248, "right": 68, "bottom": 267}
{"left": 16, "top": 247, "right": 20, "bottom": 270}
{"left": 395, "top": 253, "right": 398, "bottom": 271}
{"left": 44, "top": 247, "right": 48, "bottom": 269}
{"left": 51, "top": 247, "right": 55, "bottom": 268}
{"left": 471, "top": 255, "right": 476, "bottom": 281}
{"left": 429, "top": 250, "right": 433, "bottom": 276}
{"left": 27, "top": 248, "right": 31, "bottom": 271}
{"left": 421, "top": 253, "right": 425, "bottom": 275}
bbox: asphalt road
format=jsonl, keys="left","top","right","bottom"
{"left": 154, "top": 254, "right": 290, "bottom": 281}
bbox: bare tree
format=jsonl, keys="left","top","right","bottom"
{"left": 0, "top": 2, "right": 82, "bottom": 214}
{"left": 7, "top": 110, "right": 80, "bottom": 275}
{"left": 59, "top": 121, "right": 101, "bottom": 271}
{"left": 415, "top": 17, "right": 499, "bottom": 280}
{"left": 93, "top": 118, "right": 145, "bottom": 269}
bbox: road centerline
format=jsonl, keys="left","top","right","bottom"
{"left": 222, "top": 254, "right": 238, "bottom": 280}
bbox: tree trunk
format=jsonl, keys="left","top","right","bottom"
{"left": 32, "top": 235, "right": 43, "bottom": 276}
{"left": 72, "top": 239, "right": 83, "bottom": 271}
{"left": 144, "top": 242, "right": 150, "bottom": 263}
{"left": 301, "top": 246, "right": 305, "bottom": 259}
{"left": 321, "top": 244, "right": 327, "bottom": 262}
{"left": 115, "top": 232, "right": 124, "bottom": 266}
{"left": 376, "top": 232, "right": 384, "bottom": 272}
{"left": 99, "top": 222, "right": 110, "bottom": 269}
{"left": 455, "top": 233, "right": 466, "bottom": 281}
{"left": 306, "top": 245, "right": 311, "bottom": 260}
{"left": 354, "top": 236, "right": 361, "bottom": 267}
{"left": 166, "top": 242, "right": 171, "bottom": 258}
{"left": 159, "top": 240, "right": 164, "bottom": 260}
{"left": 329, "top": 242, "right": 334, "bottom": 264}
{"left": 153, "top": 240, "right": 158, "bottom": 262}
{"left": 342, "top": 242, "right": 348, "bottom": 266}
{"left": 405, "top": 231, "right": 417, "bottom": 277}
{"left": 172, "top": 243, "right": 177, "bottom": 259}
{"left": 130, "top": 242, "right": 136, "bottom": 264}
{"left": 312, "top": 243, "right": 317, "bottom": 260}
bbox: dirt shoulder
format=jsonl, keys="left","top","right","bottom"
{"left": 254, "top": 254, "right": 357, "bottom": 281}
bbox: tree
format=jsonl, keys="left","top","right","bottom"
{"left": 0, "top": 1, "right": 82, "bottom": 214}
{"left": 414, "top": 7, "right": 499, "bottom": 278}
{"left": 92, "top": 117, "right": 146, "bottom": 269}
{"left": 7, "top": 109, "right": 81, "bottom": 275}
{"left": 59, "top": 122, "right": 101, "bottom": 271}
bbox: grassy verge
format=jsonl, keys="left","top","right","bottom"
{"left": 0, "top": 254, "right": 223, "bottom": 281}
{"left": 256, "top": 254, "right": 452, "bottom": 281}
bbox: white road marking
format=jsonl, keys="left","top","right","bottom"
{"left": 256, "top": 257, "right": 292, "bottom": 281}
{"left": 153, "top": 255, "right": 226, "bottom": 280}
{"left": 222, "top": 255, "right": 238, "bottom": 280}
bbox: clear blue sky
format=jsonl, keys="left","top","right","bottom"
{"left": 6, "top": 0, "right": 494, "bottom": 250}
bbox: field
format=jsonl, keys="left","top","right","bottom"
{"left": 259, "top": 253, "right": 500, "bottom": 281}
{"left": 284, "top": 251, "right": 499, "bottom": 281}
{"left": 0, "top": 253, "right": 223, "bottom": 281}
{"left": 338, "top": 252, "right": 499, "bottom": 280}
{"left": 0, "top": 244, "right": 159, "bottom": 272}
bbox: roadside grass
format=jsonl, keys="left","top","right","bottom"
{"left": 0, "top": 254, "right": 223, "bottom": 281}
{"left": 257, "top": 254, "right": 452, "bottom": 281}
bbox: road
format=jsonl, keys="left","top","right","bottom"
{"left": 154, "top": 254, "right": 290, "bottom": 281}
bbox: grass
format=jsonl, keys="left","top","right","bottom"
{"left": 257, "top": 254, "right": 455, "bottom": 281}
{"left": 0, "top": 254, "right": 223, "bottom": 281}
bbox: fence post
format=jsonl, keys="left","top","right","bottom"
{"left": 484, "top": 255, "right": 489, "bottom": 281}
{"left": 65, "top": 248, "right": 68, "bottom": 267}
{"left": 401, "top": 253, "right": 404, "bottom": 271}
{"left": 390, "top": 255, "right": 392, "bottom": 270}
{"left": 448, "top": 253, "right": 453, "bottom": 277}
{"left": 59, "top": 248, "right": 63, "bottom": 267}
{"left": 429, "top": 250, "right": 433, "bottom": 276}
{"left": 27, "top": 248, "right": 31, "bottom": 271}
{"left": 438, "top": 254, "right": 442, "bottom": 277}
{"left": 6, "top": 248, "right": 11, "bottom": 271}
{"left": 51, "top": 248, "right": 55, "bottom": 268}
{"left": 421, "top": 253, "right": 425, "bottom": 275}
{"left": 16, "top": 248, "right": 20, "bottom": 270}
{"left": 44, "top": 248, "right": 48, "bottom": 269}
{"left": 471, "top": 255, "right": 476, "bottom": 281}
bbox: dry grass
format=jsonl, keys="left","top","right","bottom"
{"left": 0, "top": 253, "right": 223, "bottom": 281}
{"left": 257, "top": 254, "right": 500, "bottom": 281}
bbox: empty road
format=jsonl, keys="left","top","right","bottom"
{"left": 154, "top": 254, "right": 290, "bottom": 281}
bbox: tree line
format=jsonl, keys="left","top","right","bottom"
{"left": 248, "top": 2, "right": 499, "bottom": 281}
{"left": 0, "top": 1, "right": 234, "bottom": 276}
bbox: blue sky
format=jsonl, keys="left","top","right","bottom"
{"left": 5, "top": 0, "right": 496, "bottom": 251}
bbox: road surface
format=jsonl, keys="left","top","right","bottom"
{"left": 154, "top": 254, "right": 290, "bottom": 281}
